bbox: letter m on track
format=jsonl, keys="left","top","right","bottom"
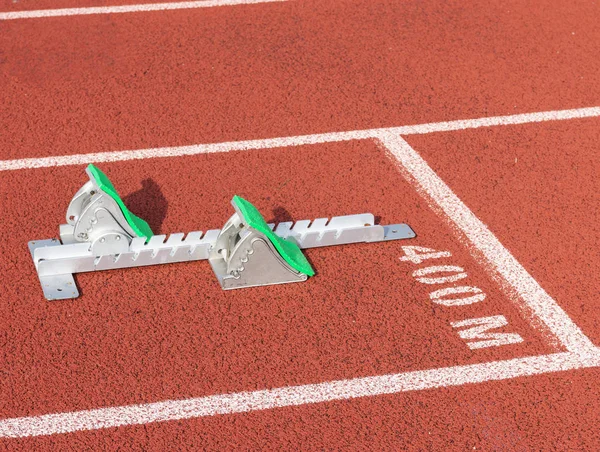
{"left": 450, "top": 315, "right": 524, "bottom": 350}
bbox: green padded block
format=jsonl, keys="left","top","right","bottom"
{"left": 87, "top": 164, "right": 154, "bottom": 239}
{"left": 232, "top": 196, "right": 315, "bottom": 276}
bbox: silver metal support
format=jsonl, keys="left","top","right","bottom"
{"left": 209, "top": 235, "right": 307, "bottom": 290}
{"left": 269, "top": 213, "right": 415, "bottom": 248}
{"left": 29, "top": 239, "right": 79, "bottom": 300}
{"left": 208, "top": 212, "right": 308, "bottom": 290}
{"left": 30, "top": 230, "right": 221, "bottom": 279}
{"left": 30, "top": 213, "right": 415, "bottom": 299}
{"left": 60, "top": 166, "right": 143, "bottom": 254}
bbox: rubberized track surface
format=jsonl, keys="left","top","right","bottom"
{"left": 1, "top": 0, "right": 599, "bottom": 449}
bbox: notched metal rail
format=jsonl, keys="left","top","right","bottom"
{"left": 30, "top": 213, "right": 415, "bottom": 300}
{"left": 271, "top": 213, "right": 414, "bottom": 247}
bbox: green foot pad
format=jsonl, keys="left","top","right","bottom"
{"left": 87, "top": 164, "right": 154, "bottom": 239}
{"left": 232, "top": 195, "right": 315, "bottom": 276}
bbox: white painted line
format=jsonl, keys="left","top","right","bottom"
{"left": 1, "top": 106, "right": 599, "bottom": 172}
{"left": 0, "top": 351, "right": 598, "bottom": 438}
{"left": 377, "top": 133, "right": 598, "bottom": 356}
{"left": 388, "top": 105, "right": 600, "bottom": 135}
{"left": 0, "top": 132, "right": 370, "bottom": 171}
{"left": 0, "top": 0, "right": 286, "bottom": 21}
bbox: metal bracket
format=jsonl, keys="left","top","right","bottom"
{"left": 29, "top": 239, "right": 79, "bottom": 300}
{"left": 208, "top": 212, "right": 308, "bottom": 290}
{"left": 60, "top": 167, "right": 137, "bottom": 253}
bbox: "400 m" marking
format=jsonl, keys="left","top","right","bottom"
{"left": 400, "top": 246, "right": 524, "bottom": 350}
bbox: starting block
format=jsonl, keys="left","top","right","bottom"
{"left": 29, "top": 164, "right": 416, "bottom": 300}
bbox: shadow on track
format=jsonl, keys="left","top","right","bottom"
{"left": 123, "top": 178, "right": 168, "bottom": 234}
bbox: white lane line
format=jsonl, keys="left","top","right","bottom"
{"left": 1, "top": 351, "right": 598, "bottom": 438}
{"left": 0, "top": 132, "right": 369, "bottom": 171}
{"left": 1, "top": 106, "right": 599, "bottom": 172}
{"left": 388, "top": 106, "right": 600, "bottom": 135}
{"left": 0, "top": 0, "right": 286, "bottom": 20}
{"left": 377, "top": 133, "right": 598, "bottom": 356}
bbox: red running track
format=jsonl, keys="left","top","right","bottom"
{"left": 0, "top": 140, "right": 551, "bottom": 414}
{"left": 1, "top": 0, "right": 600, "bottom": 160}
{"left": 1, "top": 0, "right": 599, "bottom": 449}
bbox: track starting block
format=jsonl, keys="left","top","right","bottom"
{"left": 29, "top": 164, "right": 416, "bottom": 300}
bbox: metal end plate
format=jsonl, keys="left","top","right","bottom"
{"left": 39, "top": 274, "right": 79, "bottom": 300}
{"left": 382, "top": 224, "right": 416, "bottom": 241}
{"left": 29, "top": 239, "right": 79, "bottom": 300}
